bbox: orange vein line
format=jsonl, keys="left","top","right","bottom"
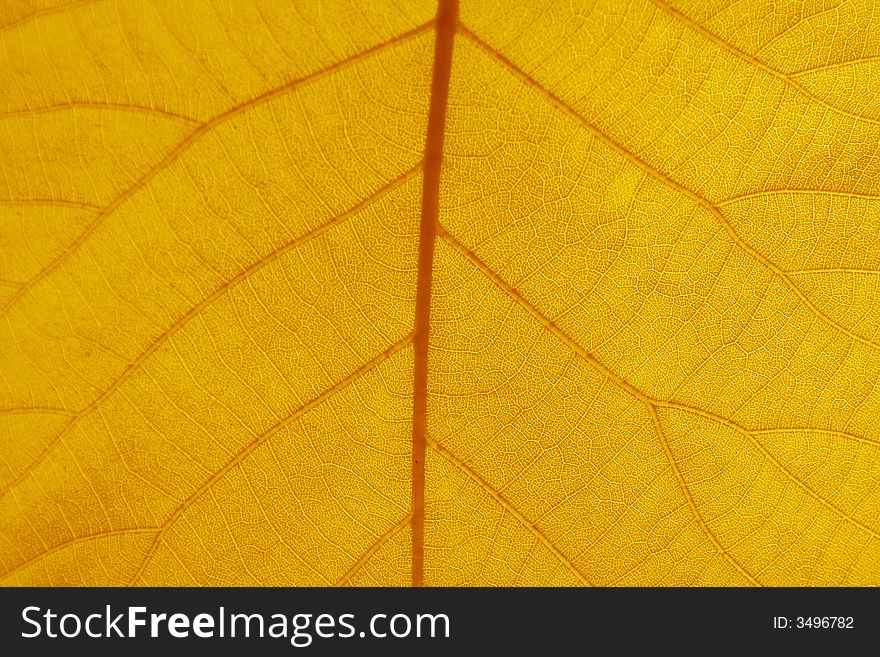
{"left": 0, "top": 166, "right": 420, "bottom": 500}
{"left": 790, "top": 56, "right": 880, "bottom": 77}
{"left": 439, "top": 226, "right": 654, "bottom": 406}
{"left": 129, "top": 335, "right": 413, "bottom": 585}
{"left": 411, "top": 0, "right": 457, "bottom": 589}
{"left": 439, "top": 227, "right": 880, "bottom": 543}
{"left": 0, "top": 102, "right": 200, "bottom": 125}
{"left": 0, "top": 528, "right": 157, "bottom": 580}
{"left": 719, "top": 189, "right": 880, "bottom": 205}
{"left": 0, "top": 20, "right": 433, "bottom": 318}
{"left": 336, "top": 513, "right": 412, "bottom": 586}
{"left": 648, "top": 0, "right": 880, "bottom": 125}
{"left": 0, "top": 406, "right": 74, "bottom": 416}
{"left": 427, "top": 436, "right": 592, "bottom": 586}
{"left": 648, "top": 405, "right": 760, "bottom": 585}
{"left": 0, "top": 0, "right": 102, "bottom": 34}
{"left": 732, "top": 422, "right": 880, "bottom": 541}
{"left": 459, "top": 26, "right": 880, "bottom": 351}
{"left": 786, "top": 268, "right": 880, "bottom": 276}
{"left": 0, "top": 199, "right": 101, "bottom": 210}
{"left": 751, "top": 427, "right": 880, "bottom": 448}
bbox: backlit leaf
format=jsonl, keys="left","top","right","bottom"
{"left": 1, "top": 0, "right": 879, "bottom": 586}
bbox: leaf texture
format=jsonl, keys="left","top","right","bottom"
{"left": 2, "top": 0, "right": 880, "bottom": 586}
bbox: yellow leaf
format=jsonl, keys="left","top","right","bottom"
{"left": 2, "top": 0, "right": 880, "bottom": 586}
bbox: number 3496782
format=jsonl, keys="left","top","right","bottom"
{"left": 796, "top": 617, "right": 853, "bottom": 629}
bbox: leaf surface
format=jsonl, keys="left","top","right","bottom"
{"left": 2, "top": 0, "right": 879, "bottom": 586}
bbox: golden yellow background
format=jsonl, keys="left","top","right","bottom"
{"left": 1, "top": 0, "right": 879, "bottom": 586}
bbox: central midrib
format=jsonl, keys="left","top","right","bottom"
{"left": 411, "top": 0, "right": 458, "bottom": 588}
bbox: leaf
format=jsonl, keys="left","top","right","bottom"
{"left": 1, "top": 0, "right": 879, "bottom": 587}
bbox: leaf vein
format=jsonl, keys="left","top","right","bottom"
{"left": 0, "top": 528, "right": 156, "bottom": 581}
{"left": 426, "top": 435, "right": 592, "bottom": 586}
{"left": 648, "top": 405, "right": 761, "bottom": 585}
{"left": 648, "top": 0, "right": 880, "bottom": 125}
{"left": 439, "top": 226, "right": 880, "bottom": 542}
{"left": 0, "top": 102, "right": 199, "bottom": 124}
{"left": 0, "top": 166, "right": 420, "bottom": 500}
{"left": 129, "top": 334, "right": 414, "bottom": 585}
{"left": 336, "top": 514, "right": 412, "bottom": 586}
{"left": 0, "top": 0, "right": 103, "bottom": 34}
{"left": 0, "top": 20, "right": 433, "bottom": 318}
{"left": 459, "top": 24, "right": 880, "bottom": 350}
